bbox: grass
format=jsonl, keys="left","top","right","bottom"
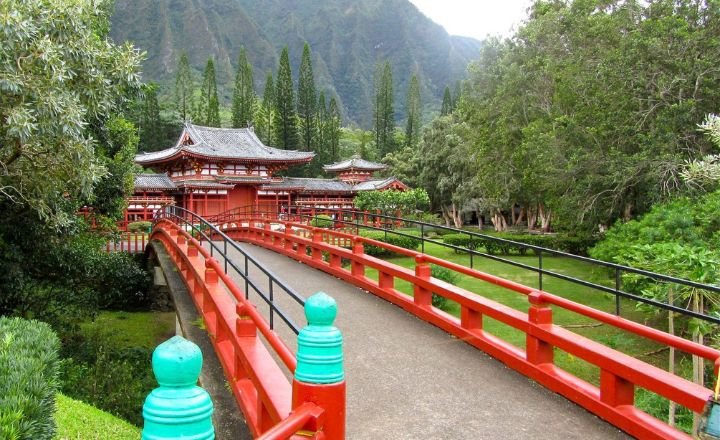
{"left": 55, "top": 393, "right": 140, "bottom": 440}
{"left": 360, "top": 239, "right": 672, "bottom": 385}
{"left": 81, "top": 311, "right": 176, "bottom": 349}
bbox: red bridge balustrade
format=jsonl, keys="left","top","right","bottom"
{"left": 211, "top": 213, "right": 720, "bottom": 440}
{"left": 150, "top": 217, "right": 345, "bottom": 439}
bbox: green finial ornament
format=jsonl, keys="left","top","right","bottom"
{"left": 295, "top": 292, "right": 344, "bottom": 384}
{"left": 142, "top": 336, "right": 215, "bottom": 440}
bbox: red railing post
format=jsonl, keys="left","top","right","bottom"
{"left": 312, "top": 230, "right": 323, "bottom": 261}
{"left": 284, "top": 224, "right": 294, "bottom": 251}
{"left": 414, "top": 255, "right": 432, "bottom": 308}
{"left": 351, "top": 241, "right": 365, "bottom": 278}
{"left": 526, "top": 291, "right": 554, "bottom": 365}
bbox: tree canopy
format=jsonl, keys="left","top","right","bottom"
{"left": 0, "top": 0, "right": 143, "bottom": 225}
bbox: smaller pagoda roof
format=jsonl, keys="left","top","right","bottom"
{"left": 134, "top": 173, "right": 177, "bottom": 190}
{"left": 323, "top": 155, "right": 387, "bottom": 173}
{"left": 353, "top": 177, "right": 407, "bottom": 191}
{"left": 136, "top": 123, "right": 315, "bottom": 165}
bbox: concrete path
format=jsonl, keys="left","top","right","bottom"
{"left": 212, "top": 241, "right": 629, "bottom": 440}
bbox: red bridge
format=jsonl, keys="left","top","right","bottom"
{"left": 141, "top": 206, "right": 719, "bottom": 439}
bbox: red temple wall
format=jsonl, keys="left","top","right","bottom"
{"left": 229, "top": 186, "right": 256, "bottom": 210}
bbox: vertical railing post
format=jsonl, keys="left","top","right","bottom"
{"left": 312, "top": 230, "right": 323, "bottom": 261}
{"left": 351, "top": 241, "right": 365, "bottom": 278}
{"left": 414, "top": 255, "right": 432, "bottom": 308}
{"left": 142, "top": 336, "right": 214, "bottom": 439}
{"left": 292, "top": 292, "right": 345, "bottom": 439}
{"left": 526, "top": 291, "right": 554, "bottom": 366}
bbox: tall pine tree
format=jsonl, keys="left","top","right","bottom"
{"left": 274, "top": 47, "right": 298, "bottom": 150}
{"left": 373, "top": 61, "right": 395, "bottom": 158}
{"left": 195, "top": 58, "right": 221, "bottom": 127}
{"left": 404, "top": 74, "right": 421, "bottom": 148}
{"left": 297, "top": 43, "right": 317, "bottom": 153}
{"left": 175, "top": 51, "right": 194, "bottom": 121}
{"left": 441, "top": 85, "right": 453, "bottom": 115}
{"left": 255, "top": 72, "right": 276, "bottom": 145}
{"left": 327, "top": 96, "right": 341, "bottom": 163}
{"left": 232, "top": 47, "right": 255, "bottom": 128}
{"left": 316, "top": 91, "right": 328, "bottom": 167}
{"left": 140, "top": 83, "right": 163, "bottom": 151}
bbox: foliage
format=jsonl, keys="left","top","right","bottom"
{"left": 127, "top": 221, "right": 152, "bottom": 233}
{"left": 440, "top": 86, "right": 453, "bottom": 116}
{"left": 359, "top": 230, "right": 421, "bottom": 256}
{"left": 274, "top": 47, "right": 298, "bottom": 150}
{"left": 255, "top": 72, "right": 276, "bottom": 145}
{"left": 354, "top": 189, "right": 430, "bottom": 215}
{"left": 231, "top": 47, "right": 255, "bottom": 129}
{"left": 430, "top": 264, "right": 459, "bottom": 311}
{"left": 195, "top": 58, "right": 221, "bottom": 126}
{"left": 0, "top": 317, "right": 60, "bottom": 440}
{"left": 311, "top": 215, "right": 334, "bottom": 229}
{"left": 443, "top": 232, "right": 596, "bottom": 256}
{"left": 0, "top": 0, "right": 143, "bottom": 225}
{"left": 404, "top": 74, "right": 422, "bottom": 148}
{"left": 374, "top": 61, "right": 396, "bottom": 157}
{"left": 55, "top": 393, "right": 140, "bottom": 439}
{"left": 61, "top": 326, "right": 154, "bottom": 427}
{"left": 457, "top": 0, "right": 720, "bottom": 232}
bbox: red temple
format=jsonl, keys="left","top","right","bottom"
{"left": 125, "top": 123, "right": 407, "bottom": 224}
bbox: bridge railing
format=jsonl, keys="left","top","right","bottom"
{"left": 150, "top": 206, "right": 344, "bottom": 438}
{"left": 221, "top": 214, "right": 720, "bottom": 440}
{"left": 274, "top": 206, "right": 720, "bottom": 326}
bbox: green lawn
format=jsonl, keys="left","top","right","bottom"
{"left": 81, "top": 311, "right": 176, "bottom": 350}
{"left": 55, "top": 393, "right": 141, "bottom": 440}
{"left": 361, "top": 240, "right": 671, "bottom": 385}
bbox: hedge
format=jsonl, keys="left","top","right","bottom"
{"left": 443, "top": 232, "right": 596, "bottom": 256}
{"left": 311, "top": 215, "right": 334, "bottom": 229}
{"left": 127, "top": 221, "right": 151, "bottom": 232}
{"left": 360, "top": 230, "right": 421, "bottom": 256}
{"left": 0, "top": 317, "right": 61, "bottom": 440}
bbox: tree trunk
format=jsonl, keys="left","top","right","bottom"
{"left": 491, "top": 209, "right": 508, "bottom": 232}
{"left": 538, "top": 203, "right": 552, "bottom": 232}
{"left": 451, "top": 203, "right": 463, "bottom": 228}
{"left": 668, "top": 290, "right": 676, "bottom": 427}
{"left": 441, "top": 206, "right": 451, "bottom": 227}
{"left": 476, "top": 211, "right": 483, "bottom": 229}
{"left": 516, "top": 206, "right": 526, "bottom": 226}
{"left": 511, "top": 204, "right": 517, "bottom": 226}
{"left": 623, "top": 202, "right": 633, "bottom": 222}
{"left": 527, "top": 205, "right": 538, "bottom": 232}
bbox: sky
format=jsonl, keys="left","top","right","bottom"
{"left": 408, "top": 0, "right": 534, "bottom": 40}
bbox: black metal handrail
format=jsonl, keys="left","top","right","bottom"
{"left": 153, "top": 205, "right": 306, "bottom": 335}
{"left": 273, "top": 205, "right": 720, "bottom": 326}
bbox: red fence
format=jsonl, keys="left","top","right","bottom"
{"left": 105, "top": 232, "right": 147, "bottom": 254}
{"left": 217, "top": 216, "right": 720, "bottom": 440}
{"left": 150, "top": 220, "right": 342, "bottom": 439}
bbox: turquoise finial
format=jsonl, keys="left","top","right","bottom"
{"left": 142, "top": 336, "right": 215, "bottom": 440}
{"left": 295, "top": 292, "right": 344, "bottom": 384}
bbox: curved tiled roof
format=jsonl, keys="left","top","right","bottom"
{"left": 353, "top": 177, "right": 406, "bottom": 191}
{"left": 136, "top": 123, "right": 315, "bottom": 165}
{"left": 134, "top": 173, "right": 177, "bottom": 190}
{"left": 261, "top": 177, "right": 407, "bottom": 193}
{"left": 323, "top": 155, "right": 387, "bottom": 172}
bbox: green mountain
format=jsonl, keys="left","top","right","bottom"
{"left": 109, "top": 0, "right": 481, "bottom": 126}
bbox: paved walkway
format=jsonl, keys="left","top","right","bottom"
{"left": 214, "top": 241, "right": 629, "bottom": 439}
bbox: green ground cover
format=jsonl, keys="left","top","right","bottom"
{"left": 361, "top": 239, "right": 671, "bottom": 385}
{"left": 55, "top": 393, "right": 141, "bottom": 440}
{"left": 81, "top": 311, "right": 176, "bottom": 350}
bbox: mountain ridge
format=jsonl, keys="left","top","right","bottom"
{"left": 110, "top": 0, "right": 482, "bottom": 126}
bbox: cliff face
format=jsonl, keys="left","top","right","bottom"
{"left": 110, "top": 0, "right": 481, "bottom": 125}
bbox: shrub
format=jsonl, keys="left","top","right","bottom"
{"left": 61, "top": 327, "right": 154, "bottom": 427}
{"left": 0, "top": 317, "right": 61, "bottom": 440}
{"left": 311, "top": 215, "right": 334, "bottom": 229}
{"left": 430, "top": 265, "right": 459, "bottom": 312}
{"left": 96, "top": 253, "right": 151, "bottom": 310}
{"left": 127, "top": 221, "right": 151, "bottom": 233}
{"left": 359, "top": 230, "right": 421, "bottom": 256}
{"left": 442, "top": 233, "right": 483, "bottom": 251}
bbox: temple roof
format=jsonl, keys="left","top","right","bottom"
{"left": 323, "top": 155, "right": 387, "bottom": 172}
{"left": 261, "top": 177, "right": 406, "bottom": 193}
{"left": 136, "top": 123, "right": 315, "bottom": 165}
{"left": 134, "top": 173, "right": 177, "bottom": 190}
{"left": 173, "top": 180, "right": 235, "bottom": 189}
